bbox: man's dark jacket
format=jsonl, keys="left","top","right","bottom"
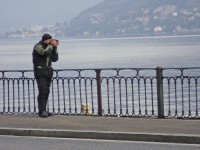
{"left": 32, "top": 41, "right": 58, "bottom": 78}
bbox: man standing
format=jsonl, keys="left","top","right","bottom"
{"left": 32, "top": 33, "right": 59, "bottom": 118}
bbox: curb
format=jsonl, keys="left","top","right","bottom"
{"left": 0, "top": 128, "right": 199, "bottom": 144}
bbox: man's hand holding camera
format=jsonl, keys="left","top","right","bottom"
{"left": 51, "top": 39, "right": 59, "bottom": 47}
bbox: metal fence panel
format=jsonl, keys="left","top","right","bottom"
{"left": 0, "top": 68, "right": 199, "bottom": 119}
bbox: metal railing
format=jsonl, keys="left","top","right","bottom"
{"left": 0, "top": 67, "right": 199, "bottom": 119}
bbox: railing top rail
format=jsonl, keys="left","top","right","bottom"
{"left": 1, "top": 67, "right": 200, "bottom": 72}
{"left": 163, "top": 67, "right": 200, "bottom": 70}
{"left": 0, "top": 68, "right": 156, "bottom": 72}
{"left": 0, "top": 67, "right": 200, "bottom": 72}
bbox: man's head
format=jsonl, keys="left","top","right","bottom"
{"left": 42, "top": 33, "right": 52, "bottom": 44}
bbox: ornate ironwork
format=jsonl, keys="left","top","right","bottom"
{"left": 0, "top": 67, "right": 199, "bottom": 119}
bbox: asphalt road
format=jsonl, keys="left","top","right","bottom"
{"left": 0, "top": 135, "right": 199, "bottom": 150}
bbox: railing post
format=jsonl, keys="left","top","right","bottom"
{"left": 156, "top": 66, "right": 164, "bottom": 118}
{"left": 95, "top": 69, "right": 102, "bottom": 116}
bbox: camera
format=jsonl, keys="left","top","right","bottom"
{"left": 52, "top": 39, "right": 59, "bottom": 42}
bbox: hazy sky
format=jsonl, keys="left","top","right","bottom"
{"left": 0, "top": 0, "right": 104, "bottom": 33}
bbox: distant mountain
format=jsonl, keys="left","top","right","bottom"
{"left": 67, "top": 0, "right": 200, "bottom": 37}
{"left": 0, "top": 0, "right": 103, "bottom": 35}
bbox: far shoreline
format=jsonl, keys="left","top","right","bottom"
{"left": 1, "top": 34, "right": 200, "bottom": 42}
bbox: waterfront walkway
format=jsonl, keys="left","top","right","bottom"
{"left": 0, "top": 114, "right": 199, "bottom": 144}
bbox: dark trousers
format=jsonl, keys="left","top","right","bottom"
{"left": 36, "top": 77, "right": 52, "bottom": 114}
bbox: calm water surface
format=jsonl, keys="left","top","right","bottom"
{"left": 1, "top": 36, "right": 200, "bottom": 116}
{"left": 0, "top": 35, "right": 200, "bottom": 70}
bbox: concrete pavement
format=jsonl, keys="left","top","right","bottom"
{"left": 0, "top": 114, "right": 199, "bottom": 144}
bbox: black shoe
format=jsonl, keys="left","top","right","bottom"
{"left": 46, "top": 111, "right": 52, "bottom": 116}
{"left": 39, "top": 111, "right": 48, "bottom": 118}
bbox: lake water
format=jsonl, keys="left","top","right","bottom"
{"left": 0, "top": 35, "right": 200, "bottom": 116}
{"left": 0, "top": 35, "right": 200, "bottom": 70}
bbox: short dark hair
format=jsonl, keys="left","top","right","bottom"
{"left": 42, "top": 33, "right": 52, "bottom": 41}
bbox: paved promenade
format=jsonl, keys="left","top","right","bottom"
{"left": 0, "top": 114, "right": 199, "bottom": 144}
